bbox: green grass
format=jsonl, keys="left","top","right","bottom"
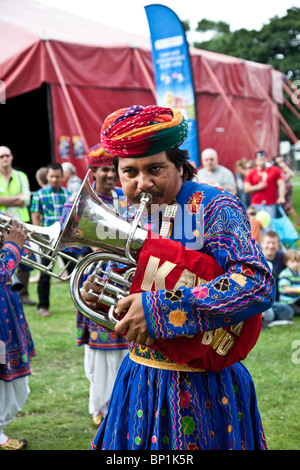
{"left": 243, "top": 321, "right": 300, "bottom": 450}
{"left": 5, "top": 281, "right": 93, "bottom": 451}
{"left": 5, "top": 279, "right": 300, "bottom": 450}
{"left": 289, "top": 174, "right": 300, "bottom": 250}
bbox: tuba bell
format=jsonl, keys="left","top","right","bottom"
{"left": 59, "top": 171, "right": 152, "bottom": 330}
{"left": 55, "top": 171, "right": 148, "bottom": 259}
{"left": 0, "top": 171, "right": 152, "bottom": 329}
{"left": 0, "top": 215, "right": 78, "bottom": 280}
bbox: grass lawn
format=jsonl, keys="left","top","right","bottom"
{"left": 4, "top": 177, "right": 300, "bottom": 451}
{"left": 5, "top": 280, "right": 300, "bottom": 451}
{"left": 289, "top": 174, "right": 300, "bottom": 249}
{"left": 243, "top": 320, "right": 300, "bottom": 450}
{"left": 5, "top": 281, "right": 93, "bottom": 451}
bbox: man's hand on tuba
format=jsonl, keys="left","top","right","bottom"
{"left": 1, "top": 219, "right": 29, "bottom": 249}
{"left": 114, "top": 293, "right": 155, "bottom": 346}
{"left": 81, "top": 275, "right": 154, "bottom": 346}
{"left": 81, "top": 274, "right": 106, "bottom": 310}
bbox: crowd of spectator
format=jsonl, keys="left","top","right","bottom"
{"left": 195, "top": 147, "right": 300, "bottom": 328}
{"left": 0, "top": 142, "right": 299, "bottom": 448}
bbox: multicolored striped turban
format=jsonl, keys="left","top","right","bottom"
{"left": 100, "top": 105, "right": 189, "bottom": 157}
{"left": 85, "top": 143, "right": 114, "bottom": 168}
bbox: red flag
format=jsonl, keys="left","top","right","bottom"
{"left": 131, "top": 235, "right": 262, "bottom": 371}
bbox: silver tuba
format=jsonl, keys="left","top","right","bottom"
{"left": 0, "top": 171, "right": 152, "bottom": 329}
{"left": 0, "top": 216, "right": 78, "bottom": 280}
{"left": 56, "top": 171, "right": 152, "bottom": 330}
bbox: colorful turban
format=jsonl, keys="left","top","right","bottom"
{"left": 85, "top": 143, "right": 114, "bottom": 168}
{"left": 100, "top": 105, "right": 189, "bottom": 157}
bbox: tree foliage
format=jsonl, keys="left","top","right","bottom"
{"left": 189, "top": 7, "right": 300, "bottom": 80}
{"left": 185, "top": 7, "right": 300, "bottom": 139}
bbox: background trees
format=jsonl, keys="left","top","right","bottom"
{"left": 183, "top": 7, "right": 300, "bottom": 139}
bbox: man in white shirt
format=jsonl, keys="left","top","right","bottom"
{"left": 197, "top": 148, "right": 237, "bottom": 195}
{"left": 61, "top": 162, "right": 82, "bottom": 194}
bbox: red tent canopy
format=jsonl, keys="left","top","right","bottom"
{"left": 0, "top": 0, "right": 288, "bottom": 179}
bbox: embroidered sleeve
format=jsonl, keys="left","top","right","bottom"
{"left": 0, "top": 242, "right": 21, "bottom": 284}
{"left": 143, "top": 193, "right": 275, "bottom": 340}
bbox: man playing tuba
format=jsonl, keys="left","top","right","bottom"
{"left": 81, "top": 105, "right": 275, "bottom": 451}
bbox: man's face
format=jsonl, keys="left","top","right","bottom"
{"left": 286, "top": 258, "right": 299, "bottom": 275}
{"left": 92, "top": 165, "right": 118, "bottom": 194}
{"left": 202, "top": 153, "right": 218, "bottom": 171}
{"left": 256, "top": 156, "right": 267, "bottom": 169}
{"left": 118, "top": 151, "right": 183, "bottom": 210}
{"left": 261, "top": 235, "right": 280, "bottom": 259}
{"left": 46, "top": 169, "right": 63, "bottom": 190}
{"left": 0, "top": 146, "right": 13, "bottom": 171}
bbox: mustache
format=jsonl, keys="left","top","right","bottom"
{"left": 137, "top": 190, "right": 164, "bottom": 201}
{"left": 130, "top": 191, "right": 164, "bottom": 207}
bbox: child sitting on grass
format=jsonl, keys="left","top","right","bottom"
{"left": 278, "top": 249, "right": 300, "bottom": 317}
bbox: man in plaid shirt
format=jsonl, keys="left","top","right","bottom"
{"left": 31, "top": 162, "right": 71, "bottom": 317}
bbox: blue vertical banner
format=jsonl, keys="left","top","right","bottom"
{"left": 145, "top": 4, "right": 199, "bottom": 167}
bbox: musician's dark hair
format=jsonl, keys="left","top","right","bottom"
{"left": 46, "top": 161, "right": 63, "bottom": 174}
{"left": 113, "top": 147, "right": 194, "bottom": 181}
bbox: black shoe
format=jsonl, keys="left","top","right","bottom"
{"left": 20, "top": 296, "right": 37, "bottom": 306}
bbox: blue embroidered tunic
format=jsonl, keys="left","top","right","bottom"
{"left": 91, "top": 181, "right": 275, "bottom": 450}
{"left": 0, "top": 242, "right": 36, "bottom": 381}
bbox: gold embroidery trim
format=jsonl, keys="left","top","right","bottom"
{"left": 129, "top": 352, "right": 206, "bottom": 373}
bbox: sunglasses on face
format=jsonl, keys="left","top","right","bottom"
{"left": 255, "top": 152, "right": 267, "bottom": 157}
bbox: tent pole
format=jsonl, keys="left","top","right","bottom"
{"left": 249, "top": 70, "right": 298, "bottom": 144}
{"left": 44, "top": 40, "right": 89, "bottom": 152}
{"left": 284, "top": 97, "right": 300, "bottom": 121}
{"left": 284, "top": 78, "right": 300, "bottom": 111}
{"left": 280, "top": 124, "right": 298, "bottom": 142}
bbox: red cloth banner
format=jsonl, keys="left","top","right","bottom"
{"left": 131, "top": 236, "right": 262, "bottom": 371}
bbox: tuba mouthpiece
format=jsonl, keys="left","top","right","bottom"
{"left": 139, "top": 192, "right": 153, "bottom": 205}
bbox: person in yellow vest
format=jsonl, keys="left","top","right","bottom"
{"left": 0, "top": 146, "right": 36, "bottom": 306}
